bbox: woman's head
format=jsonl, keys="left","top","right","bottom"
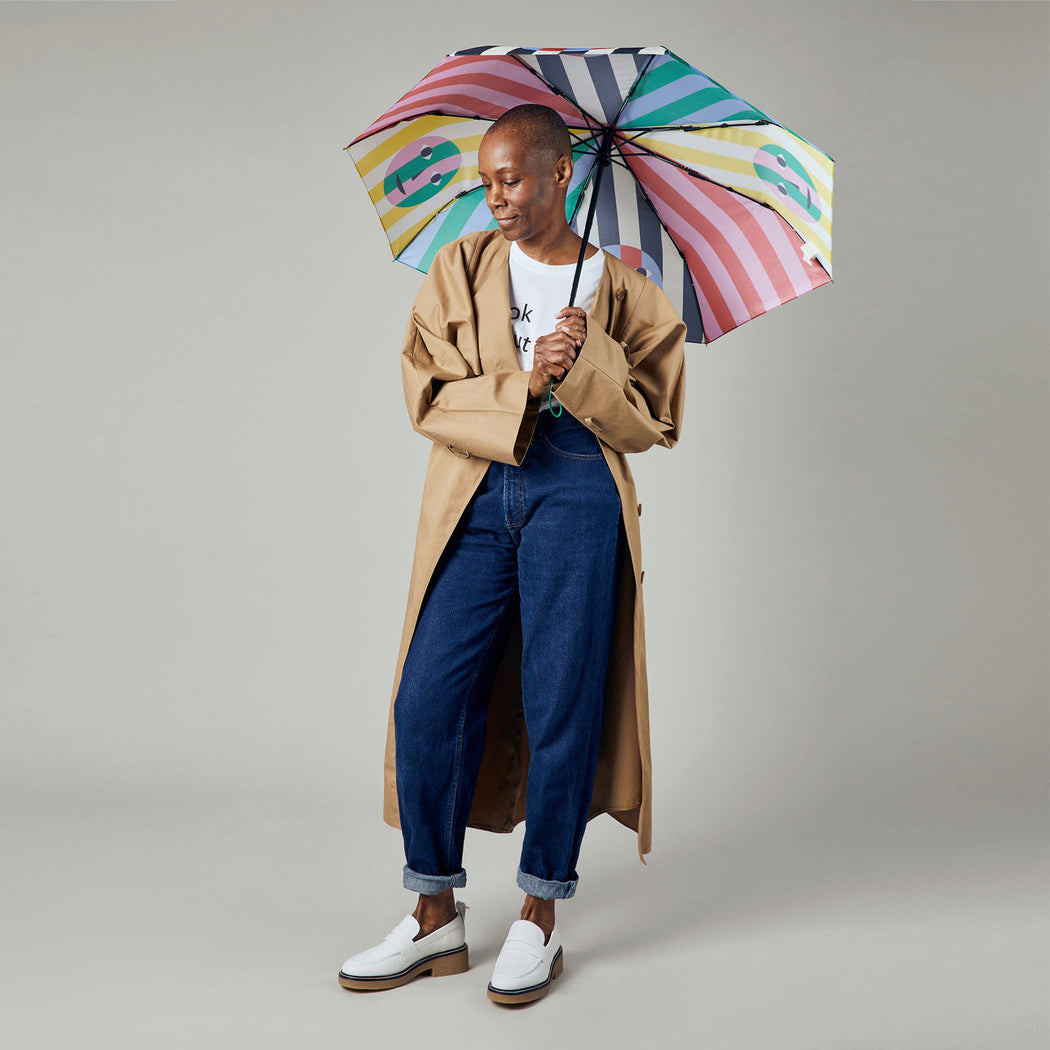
{"left": 478, "top": 104, "right": 574, "bottom": 245}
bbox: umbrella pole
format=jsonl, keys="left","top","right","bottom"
{"left": 550, "top": 127, "right": 615, "bottom": 417}
{"left": 568, "top": 126, "right": 614, "bottom": 308}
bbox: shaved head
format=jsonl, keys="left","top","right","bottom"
{"left": 484, "top": 104, "right": 572, "bottom": 169}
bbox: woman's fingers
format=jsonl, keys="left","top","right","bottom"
{"left": 534, "top": 333, "right": 577, "bottom": 379}
{"left": 557, "top": 324, "right": 585, "bottom": 347}
{"left": 555, "top": 306, "right": 587, "bottom": 346}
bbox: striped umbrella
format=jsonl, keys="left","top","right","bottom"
{"left": 345, "top": 45, "right": 834, "bottom": 344}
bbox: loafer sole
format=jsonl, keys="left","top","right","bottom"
{"left": 487, "top": 946, "right": 563, "bottom": 1004}
{"left": 338, "top": 944, "right": 468, "bottom": 991}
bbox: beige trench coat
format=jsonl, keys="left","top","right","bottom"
{"left": 383, "top": 229, "right": 687, "bottom": 863}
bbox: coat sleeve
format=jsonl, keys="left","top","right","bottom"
{"left": 548, "top": 278, "right": 687, "bottom": 454}
{"left": 400, "top": 241, "right": 538, "bottom": 465}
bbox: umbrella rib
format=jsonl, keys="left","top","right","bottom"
{"left": 571, "top": 131, "right": 601, "bottom": 153}
{"left": 611, "top": 52, "right": 657, "bottom": 128}
{"left": 565, "top": 53, "right": 658, "bottom": 299}
{"left": 573, "top": 142, "right": 631, "bottom": 170}
{"left": 618, "top": 120, "right": 773, "bottom": 141}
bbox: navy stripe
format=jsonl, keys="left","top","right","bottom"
{"left": 535, "top": 54, "right": 575, "bottom": 111}
{"left": 636, "top": 181, "right": 663, "bottom": 285}
{"left": 594, "top": 165, "right": 620, "bottom": 248}
{"left": 679, "top": 268, "right": 704, "bottom": 343}
{"left": 585, "top": 55, "right": 623, "bottom": 123}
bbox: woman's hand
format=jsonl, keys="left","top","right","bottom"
{"left": 555, "top": 305, "right": 587, "bottom": 347}
{"left": 527, "top": 306, "right": 588, "bottom": 399}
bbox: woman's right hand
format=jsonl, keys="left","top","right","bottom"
{"left": 528, "top": 328, "right": 579, "bottom": 399}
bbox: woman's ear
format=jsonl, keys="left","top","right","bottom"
{"left": 554, "top": 152, "right": 573, "bottom": 189}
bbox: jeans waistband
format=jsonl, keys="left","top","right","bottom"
{"left": 535, "top": 406, "right": 587, "bottom": 432}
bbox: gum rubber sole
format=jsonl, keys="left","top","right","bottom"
{"left": 486, "top": 946, "right": 563, "bottom": 1004}
{"left": 338, "top": 944, "right": 468, "bottom": 991}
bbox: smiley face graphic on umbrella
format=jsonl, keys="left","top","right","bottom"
{"left": 383, "top": 136, "right": 462, "bottom": 208}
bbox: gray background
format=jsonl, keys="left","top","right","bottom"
{"left": 2, "top": 1, "right": 1047, "bottom": 1047}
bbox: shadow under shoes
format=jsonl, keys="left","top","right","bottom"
{"left": 339, "top": 900, "right": 469, "bottom": 991}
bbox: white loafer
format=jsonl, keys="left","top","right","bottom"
{"left": 487, "top": 918, "right": 563, "bottom": 1004}
{"left": 338, "top": 900, "right": 469, "bottom": 991}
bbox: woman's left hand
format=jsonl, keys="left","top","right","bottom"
{"left": 555, "top": 306, "right": 587, "bottom": 349}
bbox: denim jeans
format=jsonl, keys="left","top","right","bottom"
{"left": 394, "top": 408, "right": 625, "bottom": 900}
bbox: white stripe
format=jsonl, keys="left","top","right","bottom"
{"left": 661, "top": 226, "right": 685, "bottom": 299}
{"left": 611, "top": 163, "right": 639, "bottom": 246}
{"left": 452, "top": 46, "right": 667, "bottom": 57}
{"left": 560, "top": 60, "right": 612, "bottom": 124}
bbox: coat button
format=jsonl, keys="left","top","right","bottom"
{"left": 446, "top": 444, "right": 470, "bottom": 458}
{"left": 615, "top": 289, "right": 626, "bottom": 301}
{"left": 640, "top": 570, "right": 645, "bottom": 583}
{"left": 583, "top": 416, "right": 604, "bottom": 432}
{"left": 637, "top": 502, "right": 642, "bottom": 516}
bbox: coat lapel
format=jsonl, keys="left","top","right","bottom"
{"left": 472, "top": 238, "right": 519, "bottom": 376}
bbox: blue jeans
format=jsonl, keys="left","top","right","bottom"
{"left": 394, "top": 409, "right": 625, "bottom": 900}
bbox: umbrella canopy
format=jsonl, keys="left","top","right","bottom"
{"left": 345, "top": 45, "right": 834, "bottom": 344}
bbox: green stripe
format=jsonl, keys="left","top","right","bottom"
{"left": 621, "top": 89, "right": 764, "bottom": 128}
{"left": 565, "top": 142, "right": 595, "bottom": 224}
{"left": 622, "top": 53, "right": 774, "bottom": 129}
{"left": 565, "top": 180, "right": 588, "bottom": 224}
{"left": 632, "top": 55, "right": 693, "bottom": 97}
{"left": 418, "top": 190, "right": 489, "bottom": 270}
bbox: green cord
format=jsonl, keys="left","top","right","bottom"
{"left": 547, "top": 378, "right": 563, "bottom": 417}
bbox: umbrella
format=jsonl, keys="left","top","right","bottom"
{"left": 344, "top": 44, "right": 834, "bottom": 345}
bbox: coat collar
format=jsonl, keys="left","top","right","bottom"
{"left": 469, "top": 232, "right": 621, "bottom": 375}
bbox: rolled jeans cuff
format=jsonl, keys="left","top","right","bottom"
{"left": 516, "top": 864, "right": 578, "bottom": 900}
{"left": 402, "top": 864, "right": 466, "bottom": 894}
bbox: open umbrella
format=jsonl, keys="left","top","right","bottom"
{"left": 345, "top": 45, "right": 833, "bottom": 347}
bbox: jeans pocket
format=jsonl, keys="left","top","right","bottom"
{"left": 540, "top": 419, "right": 604, "bottom": 460}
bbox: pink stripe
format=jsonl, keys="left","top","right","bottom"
{"left": 687, "top": 274, "right": 722, "bottom": 342}
{"left": 382, "top": 70, "right": 570, "bottom": 122}
{"left": 633, "top": 154, "right": 792, "bottom": 306}
{"left": 624, "top": 151, "right": 827, "bottom": 338}
{"left": 350, "top": 56, "right": 587, "bottom": 144}
{"left": 632, "top": 143, "right": 824, "bottom": 303}
{"left": 374, "top": 80, "right": 575, "bottom": 127}
{"left": 627, "top": 158, "right": 754, "bottom": 337}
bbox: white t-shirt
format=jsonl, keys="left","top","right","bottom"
{"left": 508, "top": 241, "right": 606, "bottom": 410}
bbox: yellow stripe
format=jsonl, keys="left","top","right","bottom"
{"left": 355, "top": 115, "right": 484, "bottom": 178}
{"left": 388, "top": 208, "right": 457, "bottom": 258}
{"left": 633, "top": 133, "right": 755, "bottom": 182}
{"left": 713, "top": 126, "right": 834, "bottom": 185}
{"left": 633, "top": 127, "right": 833, "bottom": 193}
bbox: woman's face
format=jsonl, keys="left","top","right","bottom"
{"left": 478, "top": 130, "right": 572, "bottom": 245}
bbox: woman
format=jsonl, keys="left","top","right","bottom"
{"left": 339, "top": 104, "right": 687, "bottom": 1004}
